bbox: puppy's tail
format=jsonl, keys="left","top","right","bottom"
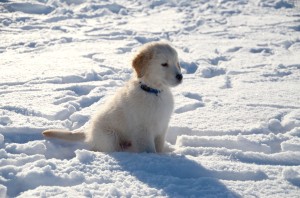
{"left": 43, "top": 129, "right": 85, "bottom": 142}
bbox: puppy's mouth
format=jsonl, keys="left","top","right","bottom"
{"left": 168, "top": 74, "right": 183, "bottom": 87}
{"left": 175, "top": 79, "right": 183, "bottom": 86}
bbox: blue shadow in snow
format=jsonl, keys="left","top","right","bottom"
{"left": 110, "top": 152, "right": 241, "bottom": 198}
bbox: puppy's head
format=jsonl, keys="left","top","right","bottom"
{"left": 132, "top": 42, "right": 183, "bottom": 87}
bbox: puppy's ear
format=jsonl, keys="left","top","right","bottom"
{"left": 132, "top": 49, "right": 153, "bottom": 78}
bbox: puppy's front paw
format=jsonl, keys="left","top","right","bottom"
{"left": 162, "top": 142, "right": 176, "bottom": 153}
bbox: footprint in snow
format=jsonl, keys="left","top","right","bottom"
{"left": 182, "top": 92, "right": 203, "bottom": 101}
{"left": 58, "top": 85, "right": 96, "bottom": 96}
{"left": 200, "top": 66, "right": 226, "bottom": 78}
{"left": 226, "top": 46, "right": 242, "bottom": 53}
{"left": 209, "top": 55, "right": 229, "bottom": 66}
{"left": 262, "top": 69, "right": 292, "bottom": 78}
{"left": 180, "top": 61, "right": 198, "bottom": 74}
{"left": 175, "top": 92, "right": 204, "bottom": 114}
{"left": 5, "top": 2, "right": 54, "bottom": 15}
{"left": 175, "top": 102, "right": 204, "bottom": 114}
{"left": 249, "top": 47, "right": 273, "bottom": 55}
{"left": 115, "top": 47, "right": 132, "bottom": 54}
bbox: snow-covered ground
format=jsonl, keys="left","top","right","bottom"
{"left": 1, "top": 0, "right": 300, "bottom": 197}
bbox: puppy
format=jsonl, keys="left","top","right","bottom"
{"left": 43, "top": 42, "right": 183, "bottom": 153}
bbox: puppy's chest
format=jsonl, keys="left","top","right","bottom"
{"left": 149, "top": 98, "right": 171, "bottom": 115}
{"left": 135, "top": 93, "right": 173, "bottom": 124}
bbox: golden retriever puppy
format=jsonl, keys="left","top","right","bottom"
{"left": 43, "top": 42, "right": 183, "bottom": 153}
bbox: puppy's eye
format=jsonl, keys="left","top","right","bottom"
{"left": 161, "top": 63, "right": 168, "bottom": 67}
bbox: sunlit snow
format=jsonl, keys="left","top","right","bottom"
{"left": 0, "top": 0, "right": 300, "bottom": 197}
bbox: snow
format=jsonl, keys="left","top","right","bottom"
{"left": 0, "top": 0, "right": 300, "bottom": 197}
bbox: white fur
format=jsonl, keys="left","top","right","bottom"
{"left": 43, "top": 42, "right": 182, "bottom": 153}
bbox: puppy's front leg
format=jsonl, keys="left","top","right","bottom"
{"left": 155, "top": 135, "right": 165, "bottom": 153}
{"left": 135, "top": 135, "right": 157, "bottom": 153}
{"left": 143, "top": 139, "right": 157, "bottom": 153}
{"left": 145, "top": 143, "right": 156, "bottom": 153}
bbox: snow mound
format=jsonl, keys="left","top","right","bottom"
{"left": 283, "top": 168, "right": 300, "bottom": 187}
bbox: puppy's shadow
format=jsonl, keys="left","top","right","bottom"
{"left": 110, "top": 152, "right": 241, "bottom": 197}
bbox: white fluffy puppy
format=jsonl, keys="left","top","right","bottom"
{"left": 43, "top": 42, "right": 183, "bottom": 153}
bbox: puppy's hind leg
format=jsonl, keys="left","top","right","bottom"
{"left": 43, "top": 129, "right": 85, "bottom": 142}
{"left": 85, "top": 130, "right": 120, "bottom": 152}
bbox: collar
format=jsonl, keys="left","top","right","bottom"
{"left": 139, "top": 82, "right": 161, "bottom": 96}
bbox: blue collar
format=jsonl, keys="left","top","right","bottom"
{"left": 140, "top": 82, "right": 161, "bottom": 96}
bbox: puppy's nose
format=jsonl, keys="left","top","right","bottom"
{"left": 176, "top": 74, "right": 183, "bottom": 81}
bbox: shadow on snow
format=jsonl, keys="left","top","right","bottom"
{"left": 110, "top": 152, "right": 241, "bottom": 197}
